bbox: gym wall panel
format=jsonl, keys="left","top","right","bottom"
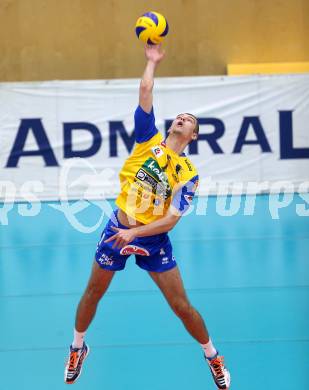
{"left": 0, "top": 0, "right": 308, "bottom": 81}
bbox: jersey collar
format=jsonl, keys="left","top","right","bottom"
{"left": 161, "top": 140, "right": 186, "bottom": 157}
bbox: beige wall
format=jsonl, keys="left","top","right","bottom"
{"left": 0, "top": 0, "right": 308, "bottom": 81}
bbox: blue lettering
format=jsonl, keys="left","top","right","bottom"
{"left": 6, "top": 118, "right": 58, "bottom": 167}
{"left": 64, "top": 122, "right": 102, "bottom": 158}
{"left": 233, "top": 117, "right": 271, "bottom": 153}
{"left": 279, "top": 110, "right": 309, "bottom": 159}
{"left": 109, "top": 121, "right": 135, "bottom": 157}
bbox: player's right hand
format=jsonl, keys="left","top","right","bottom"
{"left": 144, "top": 44, "right": 165, "bottom": 64}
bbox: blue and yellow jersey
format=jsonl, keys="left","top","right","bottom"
{"left": 115, "top": 106, "right": 199, "bottom": 224}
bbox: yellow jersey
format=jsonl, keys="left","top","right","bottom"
{"left": 115, "top": 106, "right": 199, "bottom": 224}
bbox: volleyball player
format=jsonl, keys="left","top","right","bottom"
{"left": 64, "top": 44, "right": 230, "bottom": 389}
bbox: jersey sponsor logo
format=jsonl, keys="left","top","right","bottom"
{"left": 133, "top": 179, "right": 154, "bottom": 196}
{"left": 136, "top": 168, "right": 165, "bottom": 194}
{"left": 143, "top": 158, "right": 171, "bottom": 195}
{"left": 136, "top": 170, "right": 146, "bottom": 180}
{"left": 120, "top": 245, "right": 150, "bottom": 256}
{"left": 145, "top": 159, "right": 169, "bottom": 186}
{"left": 135, "top": 158, "right": 172, "bottom": 200}
{"left": 152, "top": 146, "right": 164, "bottom": 157}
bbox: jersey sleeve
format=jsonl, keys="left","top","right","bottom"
{"left": 134, "top": 105, "right": 158, "bottom": 143}
{"left": 171, "top": 175, "right": 199, "bottom": 215}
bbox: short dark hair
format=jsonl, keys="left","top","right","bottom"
{"left": 185, "top": 113, "right": 199, "bottom": 135}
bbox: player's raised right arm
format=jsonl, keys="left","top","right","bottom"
{"left": 139, "top": 44, "right": 165, "bottom": 113}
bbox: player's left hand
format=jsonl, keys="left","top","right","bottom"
{"left": 104, "top": 226, "right": 137, "bottom": 249}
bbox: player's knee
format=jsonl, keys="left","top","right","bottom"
{"left": 172, "top": 299, "right": 192, "bottom": 320}
{"left": 85, "top": 282, "right": 105, "bottom": 303}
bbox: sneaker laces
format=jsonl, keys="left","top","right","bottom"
{"left": 68, "top": 351, "right": 79, "bottom": 370}
{"left": 210, "top": 356, "right": 225, "bottom": 377}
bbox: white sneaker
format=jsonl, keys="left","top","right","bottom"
{"left": 64, "top": 343, "right": 90, "bottom": 384}
{"left": 206, "top": 353, "right": 231, "bottom": 389}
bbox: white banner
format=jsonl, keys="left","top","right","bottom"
{"left": 0, "top": 74, "right": 309, "bottom": 202}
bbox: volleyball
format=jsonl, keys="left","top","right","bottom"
{"left": 135, "top": 11, "right": 169, "bottom": 45}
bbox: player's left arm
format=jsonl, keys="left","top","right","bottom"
{"left": 105, "top": 176, "right": 199, "bottom": 248}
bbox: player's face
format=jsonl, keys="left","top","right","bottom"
{"left": 169, "top": 113, "right": 198, "bottom": 142}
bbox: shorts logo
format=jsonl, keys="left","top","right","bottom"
{"left": 160, "top": 248, "right": 165, "bottom": 255}
{"left": 152, "top": 146, "right": 164, "bottom": 158}
{"left": 98, "top": 253, "right": 114, "bottom": 266}
{"left": 120, "top": 245, "right": 150, "bottom": 256}
{"left": 162, "top": 256, "right": 169, "bottom": 264}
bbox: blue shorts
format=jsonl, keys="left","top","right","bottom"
{"left": 95, "top": 210, "right": 177, "bottom": 272}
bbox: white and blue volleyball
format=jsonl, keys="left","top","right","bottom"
{"left": 135, "top": 11, "right": 169, "bottom": 45}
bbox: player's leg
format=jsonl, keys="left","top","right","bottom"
{"left": 149, "top": 266, "right": 230, "bottom": 389}
{"left": 149, "top": 266, "right": 210, "bottom": 344}
{"left": 65, "top": 209, "right": 131, "bottom": 384}
{"left": 75, "top": 261, "right": 115, "bottom": 333}
{"left": 64, "top": 261, "right": 115, "bottom": 384}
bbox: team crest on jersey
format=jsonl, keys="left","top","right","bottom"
{"left": 120, "top": 245, "right": 150, "bottom": 256}
{"left": 152, "top": 146, "right": 164, "bottom": 158}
